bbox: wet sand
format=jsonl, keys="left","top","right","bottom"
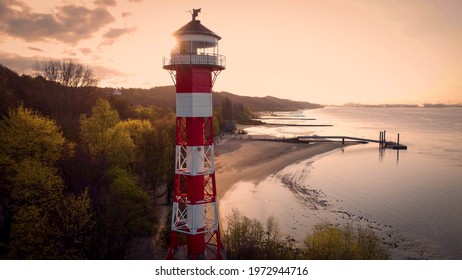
{"left": 214, "top": 138, "right": 347, "bottom": 199}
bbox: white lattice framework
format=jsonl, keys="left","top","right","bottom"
{"left": 171, "top": 201, "right": 219, "bottom": 234}
{"left": 175, "top": 145, "right": 214, "bottom": 175}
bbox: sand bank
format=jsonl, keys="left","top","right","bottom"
{"left": 214, "top": 138, "right": 347, "bottom": 199}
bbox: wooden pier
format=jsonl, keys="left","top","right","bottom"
{"left": 257, "top": 117, "right": 316, "bottom": 121}
{"left": 298, "top": 132, "right": 407, "bottom": 150}
{"left": 263, "top": 123, "right": 333, "bottom": 127}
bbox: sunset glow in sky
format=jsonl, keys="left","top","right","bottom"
{"left": 1, "top": 0, "right": 461, "bottom": 105}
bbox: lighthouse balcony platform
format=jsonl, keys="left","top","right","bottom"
{"left": 163, "top": 53, "right": 226, "bottom": 70}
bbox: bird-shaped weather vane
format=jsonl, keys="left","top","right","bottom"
{"left": 188, "top": 8, "right": 201, "bottom": 21}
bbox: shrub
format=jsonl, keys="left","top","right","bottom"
{"left": 223, "top": 210, "right": 389, "bottom": 260}
{"left": 223, "top": 210, "right": 302, "bottom": 260}
{"left": 304, "top": 224, "right": 389, "bottom": 260}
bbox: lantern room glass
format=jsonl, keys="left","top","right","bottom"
{"left": 176, "top": 41, "right": 218, "bottom": 55}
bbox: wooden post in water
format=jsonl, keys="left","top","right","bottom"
{"left": 379, "top": 131, "right": 381, "bottom": 148}
{"left": 342, "top": 137, "right": 345, "bottom": 145}
{"left": 384, "top": 130, "right": 386, "bottom": 143}
{"left": 397, "top": 133, "right": 400, "bottom": 147}
{"left": 379, "top": 131, "right": 384, "bottom": 148}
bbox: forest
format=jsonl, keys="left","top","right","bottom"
{"left": 0, "top": 62, "right": 321, "bottom": 259}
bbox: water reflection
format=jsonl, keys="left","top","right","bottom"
{"left": 228, "top": 107, "right": 462, "bottom": 258}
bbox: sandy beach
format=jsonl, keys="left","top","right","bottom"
{"left": 214, "top": 137, "right": 349, "bottom": 234}
{"left": 215, "top": 138, "right": 346, "bottom": 199}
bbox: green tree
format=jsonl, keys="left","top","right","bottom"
{"left": 9, "top": 185, "right": 92, "bottom": 259}
{"left": 56, "top": 188, "right": 94, "bottom": 259}
{"left": 117, "top": 119, "right": 156, "bottom": 186}
{"left": 7, "top": 160, "right": 66, "bottom": 259}
{"left": 0, "top": 107, "right": 68, "bottom": 257}
{"left": 79, "top": 99, "right": 120, "bottom": 155}
{"left": 10, "top": 160, "right": 63, "bottom": 211}
{"left": 106, "top": 123, "right": 136, "bottom": 168}
{"left": 80, "top": 99, "right": 135, "bottom": 168}
{"left": 224, "top": 210, "right": 389, "bottom": 260}
{"left": 9, "top": 205, "right": 60, "bottom": 259}
{"left": 221, "top": 97, "right": 233, "bottom": 120}
{"left": 151, "top": 117, "right": 176, "bottom": 201}
{"left": 303, "top": 224, "right": 389, "bottom": 260}
{"left": 213, "top": 115, "right": 220, "bottom": 137}
{"left": 0, "top": 106, "right": 95, "bottom": 259}
{"left": 116, "top": 119, "right": 153, "bottom": 149}
{"left": 0, "top": 106, "right": 66, "bottom": 166}
{"left": 223, "top": 210, "right": 300, "bottom": 259}
{"left": 96, "top": 168, "right": 156, "bottom": 259}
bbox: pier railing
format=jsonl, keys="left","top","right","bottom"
{"left": 298, "top": 133, "right": 407, "bottom": 150}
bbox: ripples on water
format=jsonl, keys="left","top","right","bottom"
{"left": 221, "top": 107, "right": 462, "bottom": 259}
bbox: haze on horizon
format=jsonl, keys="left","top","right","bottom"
{"left": 0, "top": 0, "right": 461, "bottom": 105}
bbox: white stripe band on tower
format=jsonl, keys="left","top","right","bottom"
{"left": 176, "top": 93, "right": 212, "bottom": 117}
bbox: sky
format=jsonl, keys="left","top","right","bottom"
{"left": 0, "top": 0, "right": 461, "bottom": 105}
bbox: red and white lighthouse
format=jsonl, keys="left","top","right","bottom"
{"left": 163, "top": 9, "right": 225, "bottom": 260}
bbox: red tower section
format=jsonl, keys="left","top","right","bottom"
{"left": 163, "top": 10, "right": 225, "bottom": 260}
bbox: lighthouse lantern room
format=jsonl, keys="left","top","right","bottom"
{"left": 163, "top": 8, "right": 225, "bottom": 260}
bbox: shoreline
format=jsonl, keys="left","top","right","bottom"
{"left": 214, "top": 138, "right": 351, "bottom": 200}
{"left": 214, "top": 137, "right": 435, "bottom": 260}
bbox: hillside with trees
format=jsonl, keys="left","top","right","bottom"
{"left": 118, "top": 86, "right": 322, "bottom": 112}
{"left": 0, "top": 62, "right": 324, "bottom": 259}
{"left": 1, "top": 63, "right": 173, "bottom": 259}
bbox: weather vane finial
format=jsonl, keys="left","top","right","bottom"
{"left": 189, "top": 8, "right": 201, "bottom": 21}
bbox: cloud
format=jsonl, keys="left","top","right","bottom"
{"left": 121, "top": 12, "right": 132, "bottom": 18}
{"left": 0, "top": 0, "right": 115, "bottom": 44}
{"left": 80, "top": 48, "right": 93, "bottom": 55}
{"left": 92, "top": 65, "right": 128, "bottom": 80}
{"left": 100, "top": 26, "right": 137, "bottom": 46}
{"left": 94, "top": 0, "right": 117, "bottom": 6}
{"left": 0, "top": 50, "right": 38, "bottom": 74}
{"left": 103, "top": 27, "right": 137, "bottom": 39}
{"left": 128, "top": 0, "right": 142, "bottom": 3}
{"left": 28, "top": 47, "right": 44, "bottom": 52}
{"left": 63, "top": 49, "right": 77, "bottom": 57}
{"left": 0, "top": 50, "right": 129, "bottom": 83}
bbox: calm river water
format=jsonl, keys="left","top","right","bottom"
{"left": 220, "top": 107, "right": 462, "bottom": 259}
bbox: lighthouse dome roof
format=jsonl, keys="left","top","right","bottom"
{"left": 173, "top": 20, "right": 221, "bottom": 40}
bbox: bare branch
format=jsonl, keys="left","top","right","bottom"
{"left": 33, "top": 59, "right": 99, "bottom": 87}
